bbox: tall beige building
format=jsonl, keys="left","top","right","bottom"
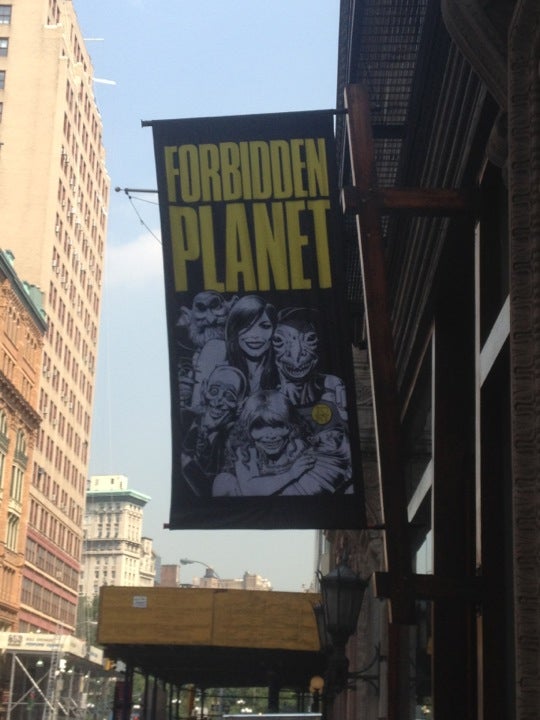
{"left": 80, "top": 475, "right": 155, "bottom": 598}
{"left": 0, "top": 1, "right": 109, "bottom": 632}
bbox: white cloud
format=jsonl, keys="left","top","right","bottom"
{"left": 104, "top": 231, "right": 163, "bottom": 288}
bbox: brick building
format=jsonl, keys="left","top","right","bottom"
{"left": 0, "top": 250, "right": 46, "bottom": 630}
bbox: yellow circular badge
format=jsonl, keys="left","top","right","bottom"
{"left": 311, "top": 403, "right": 333, "bottom": 425}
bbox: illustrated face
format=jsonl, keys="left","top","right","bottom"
{"left": 192, "top": 292, "right": 229, "bottom": 331}
{"left": 272, "top": 323, "right": 319, "bottom": 381}
{"left": 250, "top": 421, "right": 290, "bottom": 458}
{"left": 202, "top": 369, "right": 243, "bottom": 428}
{"left": 238, "top": 312, "right": 273, "bottom": 359}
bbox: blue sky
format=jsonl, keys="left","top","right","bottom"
{"left": 75, "top": 0, "right": 340, "bottom": 591}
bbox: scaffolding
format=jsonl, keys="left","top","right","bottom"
{"left": 0, "top": 633, "right": 105, "bottom": 720}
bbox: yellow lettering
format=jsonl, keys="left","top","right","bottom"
{"left": 169, "top": 206, "right": 200, "bottom": 291}
{"left": 164, "top": 137, "right": 334, "bottom": 293}
{"left": 305, "top": 139, "right": 329, "bottom": 197}
{"left": 199, "top": 144, "right": 222, "bottom": 202}
{"left": 164, "top": 146, "right": 179, "bottom": 203}
{"left": 308, "top": 199, "right": 332, "bottom": 288}
{"left": 220, "top": 143, "right": 243, "bottom": 201}
{"left": 178, "top": 145, "right": 200, "bottom": 202}
{"left": 269, "top": 141, "right": 293, "bottom": 199}
{"left": 199, "top": 206, "right": 224, "bottom": 291}
{"left": 250, "top": 142, "right": 272, "bottom": 200}
{"left": 286, "top": 201, "right": 311, "bottom": 290}
{"left": 239, "top": 142, "right": 252, "bottom": 200}
{"left": 290, "top": 139, "right": 307, "bottom": 198}
{"left": 225, "top": 204, "right": 257, "bottom": 292}
{"left": 253, "top": 203, "right": 289, "bottom": 291}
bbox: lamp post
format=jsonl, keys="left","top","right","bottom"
{"left": 179, "top": 558, "right": 221, "bottom": 580}
{"left": 319, "top": 563, "right": 368, "bottom": 644}
{"left": 309, "top": 676, "right": 325, "bottom": 713}
{"left": 76, "top": 619, "right": 98, "bottom": 645}
{"left": 315, "top": 562, "right": 378, "bottom": 697}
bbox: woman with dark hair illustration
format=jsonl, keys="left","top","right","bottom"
{"left": 212, "top": 390, "right": 351, "bottom": 496}
{"left": 226, "top": 295, "right": 278, "bottom": 395}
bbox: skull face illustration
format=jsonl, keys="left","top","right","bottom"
{"left": 272, "top": 321, "right": 319, "bottom": 382}
{"left": 200, "top": 365, "right": 246, "bottom": 430}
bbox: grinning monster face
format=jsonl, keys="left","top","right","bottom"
{"left": 272, "top": 321, "right": 319, "bottom": 382}
{"left": 201, "top": 366, "right": 246, "bottom": 429}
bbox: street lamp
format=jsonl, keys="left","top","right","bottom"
{"left": 179, "top": 558, "right": 221, "bottom": 579}
{"left": 318, "top": 563, "right": 368, "bottom": 646}
{"left": 315, "top": 562, "right": 380, "bottom": 695}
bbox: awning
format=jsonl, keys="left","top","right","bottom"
{"left": 97, "top": 587, "right": 324, "bottom": 688}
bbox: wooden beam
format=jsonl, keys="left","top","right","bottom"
{"left": 345, "top": 82, "right": 414, "bottom": 720}
{"left": 344, "top": 84, "right": 413, "bottom": 620}
{"left": 373, "top": 571, "right": 482, "bottom": 602}
{"left": 341, "top": 185, "right": 477, "bottom": 215}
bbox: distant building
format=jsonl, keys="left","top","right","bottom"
{"left": 139, "top": 536, "right": 156, "bottom": 587}
{"left": 158, "top": 563, "right": 272, "bottom": 591}
{"left": 0, "top": 251, "right": 46, "bottom": 630}
{"left": 159, "top": 564, "right": 180, "bottom": 588}
{"left": 80, "top": 475, "right": 156, "bottom": 597}
{"left": 192, "top": 570, "right": 272, "bottom": 591}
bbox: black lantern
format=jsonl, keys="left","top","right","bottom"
{"left": 318, "top": 563, "right": 369, "bottom": 647}
{"left": 312, "top": 602, "right": 333, "bottom": 653}
{"left": 314, "top": 563, "right": 380, "bottom": 697}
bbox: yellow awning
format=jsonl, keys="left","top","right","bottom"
{"left": 98, "top": 586, "right": 324, "bottom": 688}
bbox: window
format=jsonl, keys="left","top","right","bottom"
{"left": 0, "top": 38, "right": 7, "bottom": 56}
{"left": 0, "top": 413, "right": 8, "bottom": 496}
{"left": 0, "top": 71, "right": 5, "bottom": 90}
{"left": 9, "top": 465, "right": 23, "bottom": 503}
{"left": 6, "top": 513, "right": 19, "bottom": 552}
{"left": 14, "top": 429, "right": 27, "bottom": 468}
{"left": 0, "top": 6, "right": 11, "bottom": 24}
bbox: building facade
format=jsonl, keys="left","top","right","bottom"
{"left": 160, "top": 563, "right": 272, "bottom": 591}
{"left": 192, "top": 570, "right": 272, "bottom": 591}
{"left": 80, "top": 475, "right": 156, "bottom": 597}
{"left": 0, "top": 251, "right": 46, "bottom": 630}
{"left": 0, "top": 1, "right": 110, "bottom": 631}
{"left": 320, "top": 1, "right": 540, "bottom": 720}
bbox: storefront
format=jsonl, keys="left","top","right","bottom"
{"left": 325, "top": 1, "right": 540, "bottom": 719}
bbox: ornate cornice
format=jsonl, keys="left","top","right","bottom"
{"left": 0, "top": 373, "right": 41, "bottom": 430}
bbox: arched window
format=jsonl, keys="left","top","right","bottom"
{"left": 0, "top": 411, "right": 7, "bottom": 437}
{"left": 6, "top": 513, "right": 19, "bottom": 552}
{"left": 14, "top": 430, "right": 27, "bottom": 469}
{"left": 0, "top": 411, "right": 8, "bottom": 493}
{"left": 15, "top": 429, "right": 26, "bottom": 456}
{"left": 9, "top": 465, "right": 23, "bottom": 503}
{"left": 10, "top": 430, "right": 27, "bottom": 504}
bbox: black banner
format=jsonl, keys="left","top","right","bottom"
{"left": 149, "top": 110, "right": 365, "bottom": 528}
